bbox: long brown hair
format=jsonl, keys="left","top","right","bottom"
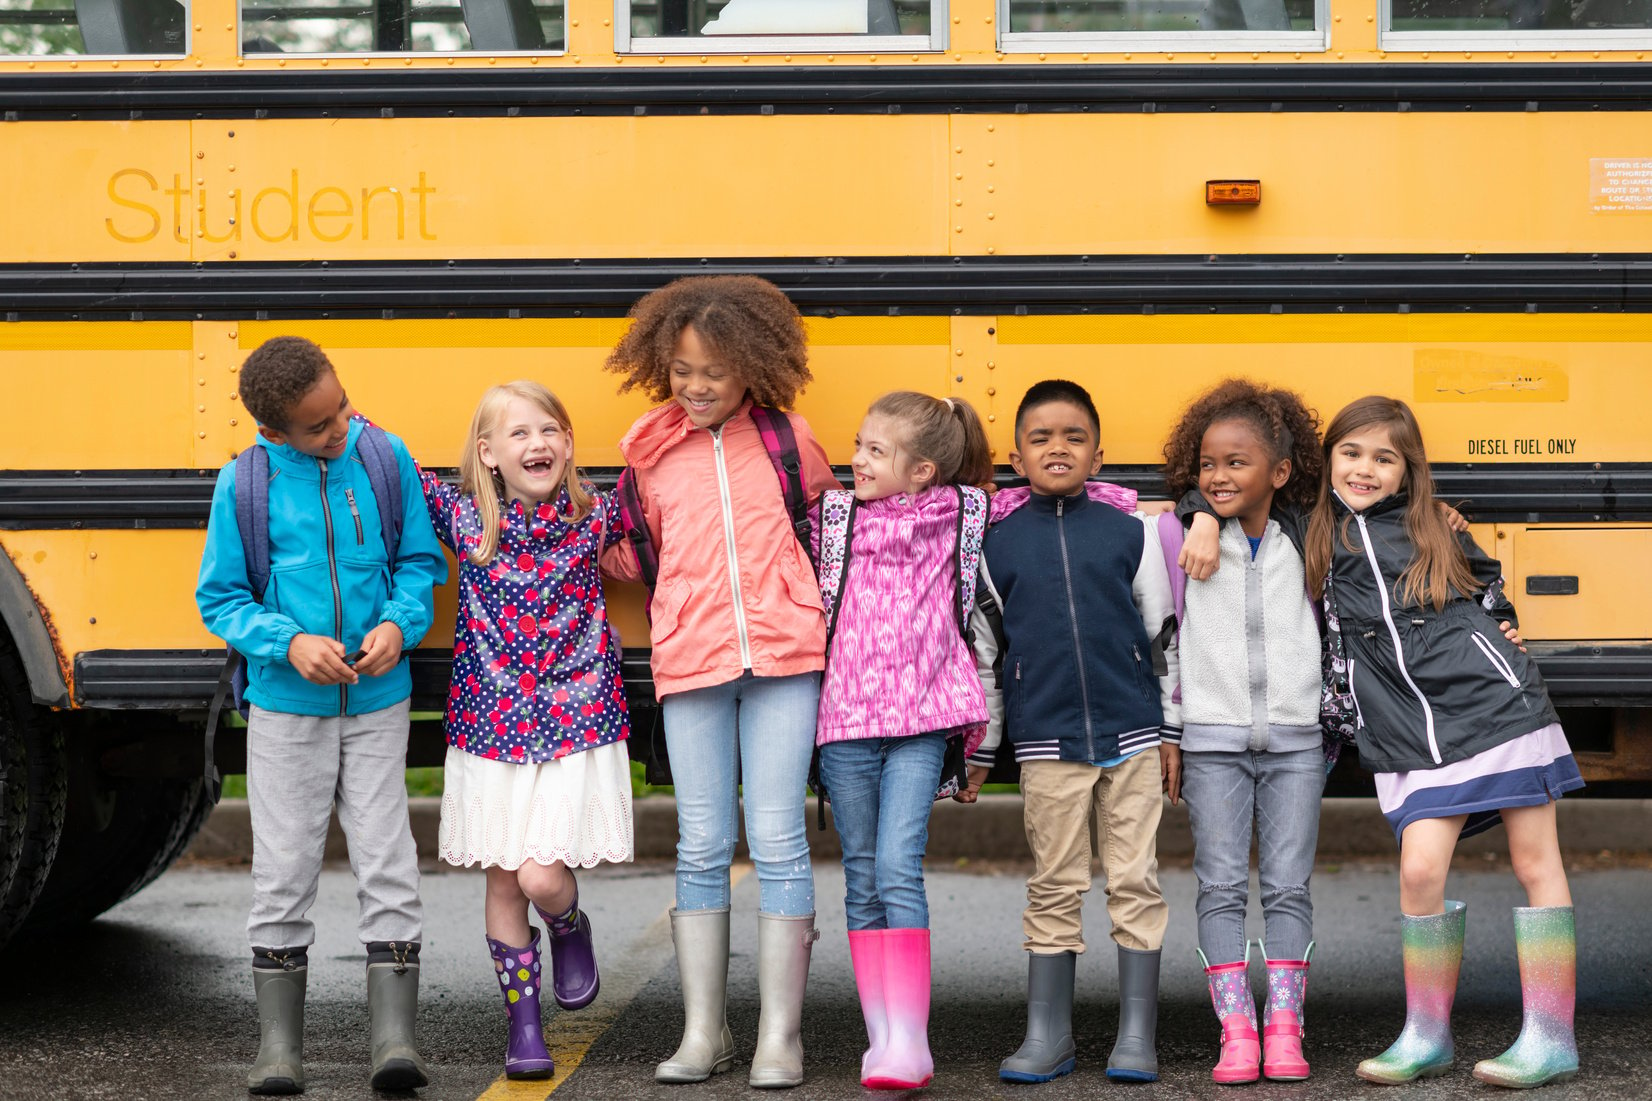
{"left": 868, "top": 391, "right": 995, "bottom": 490}
{"left": 1305, "top": 395, "right": 1476, "bottom": 609}
{"left": 459, "top": 381, "right": 592, "bottom": 566}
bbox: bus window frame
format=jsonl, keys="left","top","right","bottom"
{"left": 1378, "top": 0, "right": 1652, "bottom": 52}
{"left": 994, "top": 0, "right": 1329, "bottom": 54}
{"left": 237, "top": 0, "right": 567, "bottom": 58}
{"left": 0, "top": 0, "right": 191, "bottom": 59}
{"left": 614, "top": 0, "right": 949, "bottom": 54}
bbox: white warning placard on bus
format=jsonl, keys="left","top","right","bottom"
{"left": 1591, "top": 158, "right": 1652, "bottom": 213}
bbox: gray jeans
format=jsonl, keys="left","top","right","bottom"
{"left": 246, "top": 700, "right": 421, "bottom": 950}
{"left": 1182, "top": 747, "right": 1323, "bottom": 964}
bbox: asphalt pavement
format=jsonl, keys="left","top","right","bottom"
{"left": 1, "top": 855, "right": 1648, "bottom": 1101}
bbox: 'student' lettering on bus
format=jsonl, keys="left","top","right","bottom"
{"left": 104, "top": 169, "right": 437, "bottom": 244}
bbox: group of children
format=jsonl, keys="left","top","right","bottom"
{"left": 196, "top": 275, "right": 1582, "bottom": 1095}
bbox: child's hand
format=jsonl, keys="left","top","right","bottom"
{"left": 1180, "top": 513, "right": 1221, "bottom": 581}
{"left": 353, "top": 621, "right": 405, "bottom": 677}
{"left": 1159, "top": 743, "right": 1182, "bottom": 805}
{"left": 287, "top": 634, "right": 358, "bottom": 686}
{"left": 954, "top": 763, "right": 992, "bottom": 804}
{"left": 1439, "top": 502, "right": 1470, "bottom": 533}
{"left": 1500, "top": 620, "right": 1528, "bottom": 653}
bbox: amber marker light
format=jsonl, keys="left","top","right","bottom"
{"left": 1206, "top": 180, "right": 1262, "bottom": 205}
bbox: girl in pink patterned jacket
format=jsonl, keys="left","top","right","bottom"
{"left": 813, "top": 391, "right": 994, "bottom": 1092}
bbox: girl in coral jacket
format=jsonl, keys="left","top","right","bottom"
{"left": 421, "top": 381, "right": 632, "bottom": 1082}
{"left": 602, "top": 276, "right": 838, "bottom": 1090}
{"left": 812, "top": 392, "right": 994, "bottom": 1091}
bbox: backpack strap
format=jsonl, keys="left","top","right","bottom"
{"left": 817, "top": 489, "right": 857, "bottom": 648}
{"left": 354, "top": 423, "right": 404, "bottom": 565}
{"left": 234, "top": 444, "right": 272, "bottom": 601}
{"left": 614, "top": 467, "right": 659, "bottom": 607}
{"left": 1156, "top": 509, "right": 1187, "bottom": 628}
{"left": 954, "top": 485, "right": 989, "bottom": 640}
{"left": 748, "top": 405, "right": 814, "bottom": 566}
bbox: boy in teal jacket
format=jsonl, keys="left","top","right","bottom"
{"left": 196, "top": 336, "right": 446, "bottom": 1095}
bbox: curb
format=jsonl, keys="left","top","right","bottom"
{"left": 184, "top": 795, "right": 1652, "bottom": 864}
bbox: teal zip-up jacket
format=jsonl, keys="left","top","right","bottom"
{"left": 196, "top": 418, "right": 447, "bottom": 717}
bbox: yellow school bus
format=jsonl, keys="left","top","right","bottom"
{"left": 0, "top": 0, "right": 1649, "bottom": 943}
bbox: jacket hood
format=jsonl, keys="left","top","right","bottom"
{"left": 618, "top": 397, "right": 756, "bottom": 470}
{"left": 989, "top": 480, "right": 1137, "bottom": 523}
{"left": 253, "top": 415, "right": 364, "bottom": 479}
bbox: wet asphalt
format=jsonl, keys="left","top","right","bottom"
{"left": 1, "top": 854, "right": 1648, "bottom": 1101}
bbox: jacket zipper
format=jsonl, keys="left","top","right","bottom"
{"left": 319, "top": 463, "right": 347, "bottom": 713}
{"left": 710, "top": 426, "right": 753, "bottom": 670}
{"left": 1131, "top": 644, "right": 1151, "bottom": 701}
{"left": 1347, "top": 659, "right": 1366, "bottom": 729}
{"left": 1351, "top": 511, "right": 1439, "bottom": 764}
{"left": 1471, "top": 631, "right": 1522, "bottom": 688}
{"left": 1056, "top": 497, "right": 1096, "bottom": 760}
{"left": 343, "top": 487, "right": 364, "bottom": 545}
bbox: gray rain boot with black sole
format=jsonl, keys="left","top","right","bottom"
{"left": 1106, "top": 945, "right": 1162, "bottom": 1082}
{"left": 249, "top": 948, "right": 308, "bottom": 1095}
{"left": 366, "top": 940, "right": 430, "bottom": 1091}
{"left": 999, "top": 951, "right": 1077, "bottom": 1083}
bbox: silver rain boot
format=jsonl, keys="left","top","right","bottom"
{"left": 366, "top": 940, "right": 429, "bottom": 1090}
{"left": 248, "top": 950, "right": 307, "bottom": 1095}
{"left": 656, "top": 908, "right": 737, "bottom": 1084}
{"left": 748, "top": 912, "right": 819, "bottom": 1089}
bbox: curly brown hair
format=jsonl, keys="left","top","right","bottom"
{"left": 239, "top": 335, "right": 336, "bottom": 431}
{"left": 1161, "top": 378, "right": 1323, "bottom": 513}
{"left": 603, "top": 275, "right": 813, "bottom": 409}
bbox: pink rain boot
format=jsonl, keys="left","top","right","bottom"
{"left": 863, "top": 928, "right": 934, "bottom": 1090}
{"left": 1200, "top": 947, "right": 1260, "bottom": 1085}
{"left": 847, "top": 930, "right": 890, "bottom": 1084}
{"left": 1260, "top": 941, "right": 1313, "bottom": 1081}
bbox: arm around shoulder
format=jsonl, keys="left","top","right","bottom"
{"left": 378, "top": 436, "right": 448, "bottom": 649}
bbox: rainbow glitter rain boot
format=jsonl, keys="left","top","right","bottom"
{"left": 1357, "top": 900, "right": 1466, "bottom": 1084}
{"left": 1472, "top": 906, "right": 1579, "bottom": 1089}
{"left": 1199, "top": 945, "right": 1260, "bottom": 1085}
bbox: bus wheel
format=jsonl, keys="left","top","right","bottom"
{"left": 0, "top": 638, "right": 69, "bottom": 951}
{"left": 22, "top": 775, "right": 212, "bottom": 932}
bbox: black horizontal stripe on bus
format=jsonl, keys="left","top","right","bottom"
{"left": 2, "top": 63, "right": 1652, "bottom": 118}
{"left": 3, "top": 255, "right": 1652, "bottom": 318}
{"left": 7, "top": 464, "right": 1652, "bottom": 530}
{"left": 71, "top": 641, "right": 1652, "bottom": 710}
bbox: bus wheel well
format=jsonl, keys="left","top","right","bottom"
{"left": 0, "top": 550, "right": 68, "bottom": 708}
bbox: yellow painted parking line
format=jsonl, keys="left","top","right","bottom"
{"left": 473, "top": 863, "right": 754, "bottom": 1101}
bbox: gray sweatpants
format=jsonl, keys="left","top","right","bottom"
{"left": 246, "top": 700, "right": 421, "bottom": 950}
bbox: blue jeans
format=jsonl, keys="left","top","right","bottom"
{"left": 818, "top": 733, "right": 947, "bottom": 931}
{"left": 661, "top": 671, "right": 819, "bottom": 916}
{"left": 1181, "top": 746, "right": 1324, "bottom": 964}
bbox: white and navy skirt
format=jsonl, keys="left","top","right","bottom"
{"left": 438, "top": 742, "right": 635, "bottom": 870}
{"left": 1375, "top": 722, "right": 1584, "bottom": 841}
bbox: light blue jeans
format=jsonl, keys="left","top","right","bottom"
{"left": 818, "top": 732, "right": 947, "bottom": 931}
{"left": 1181, "top": 746, "right": 1324, "bottom": 964}
{"left": 661, "top": 671, "right": 820, "bottom": 916}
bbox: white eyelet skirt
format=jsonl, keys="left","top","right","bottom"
{"left": 438, "top": 742, "right": 635, "bottom": 870}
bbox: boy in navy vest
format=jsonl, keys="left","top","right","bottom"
{"left": 196, "top": 336, "right": 446, "bottom": 1094}
{"left": 966, "top": 379, "right": 1181, "bottom": 1085}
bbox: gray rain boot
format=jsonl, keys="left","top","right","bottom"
{"left": 748, "top": 912, "right": 819, "bottom": 1089}
{"left": 999, "top": 951, "right": 1077, "bottom": 1083}
{"left": 1106, "top": 945, "right": 1162, "bottom": 1082}
{"left": 366, "top": 940, "right": 429, "bottom": 1090}
{"left": 656, "top": 908, "right": 737, "bottom": 1083}
{"left": 249, "top": 948, "right": 307, "bottom": 1095}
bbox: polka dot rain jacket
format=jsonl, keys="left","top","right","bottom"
{"left": 423, "top": 473, "right": 630, "bottom": 765}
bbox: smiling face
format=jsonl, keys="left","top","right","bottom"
{"left": 1330, "top": 423, "right": 1407, "bottom": 511}
{"left": 669, "top": 324, "right": 747, "bottom": 430}
{"left": 1198, "top": 417, "right": 1291, "bottom": 538}
{"left": 259, "top": 370, "right": 354, "bottom": 460}
{"left": 477, "top": 396, "right": 574, "bottom": 507}
{"left": 1010, "top": 399, "right": 1103, "bottom": 497}
{"left": 850, "top": 412, "right": 935, "bottom": 502}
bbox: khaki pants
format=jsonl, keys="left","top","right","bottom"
{"left": 1019, "top": 751, "right": 1168, "bottom": 954}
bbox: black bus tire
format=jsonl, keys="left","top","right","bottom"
{"left": 0, "top": 638, "right": 68, "bottom": 951}
{"left": 22, "top": 775, "right": 212, "bottom": 932}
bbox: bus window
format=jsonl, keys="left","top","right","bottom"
{"left": 1384, "top": 0, "right": 1651, "bottom": 48}
{"left": 239, "top": 0, "right": 564, "bottom": 54}
{"left": 619, "top": 0, "right": 937, "bottom": 51}
{"left": 998, "top": 0, "right": 1325, "bottom": 50}
{"left": 0, "top": 0, "right": 186, "bottom": 55}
